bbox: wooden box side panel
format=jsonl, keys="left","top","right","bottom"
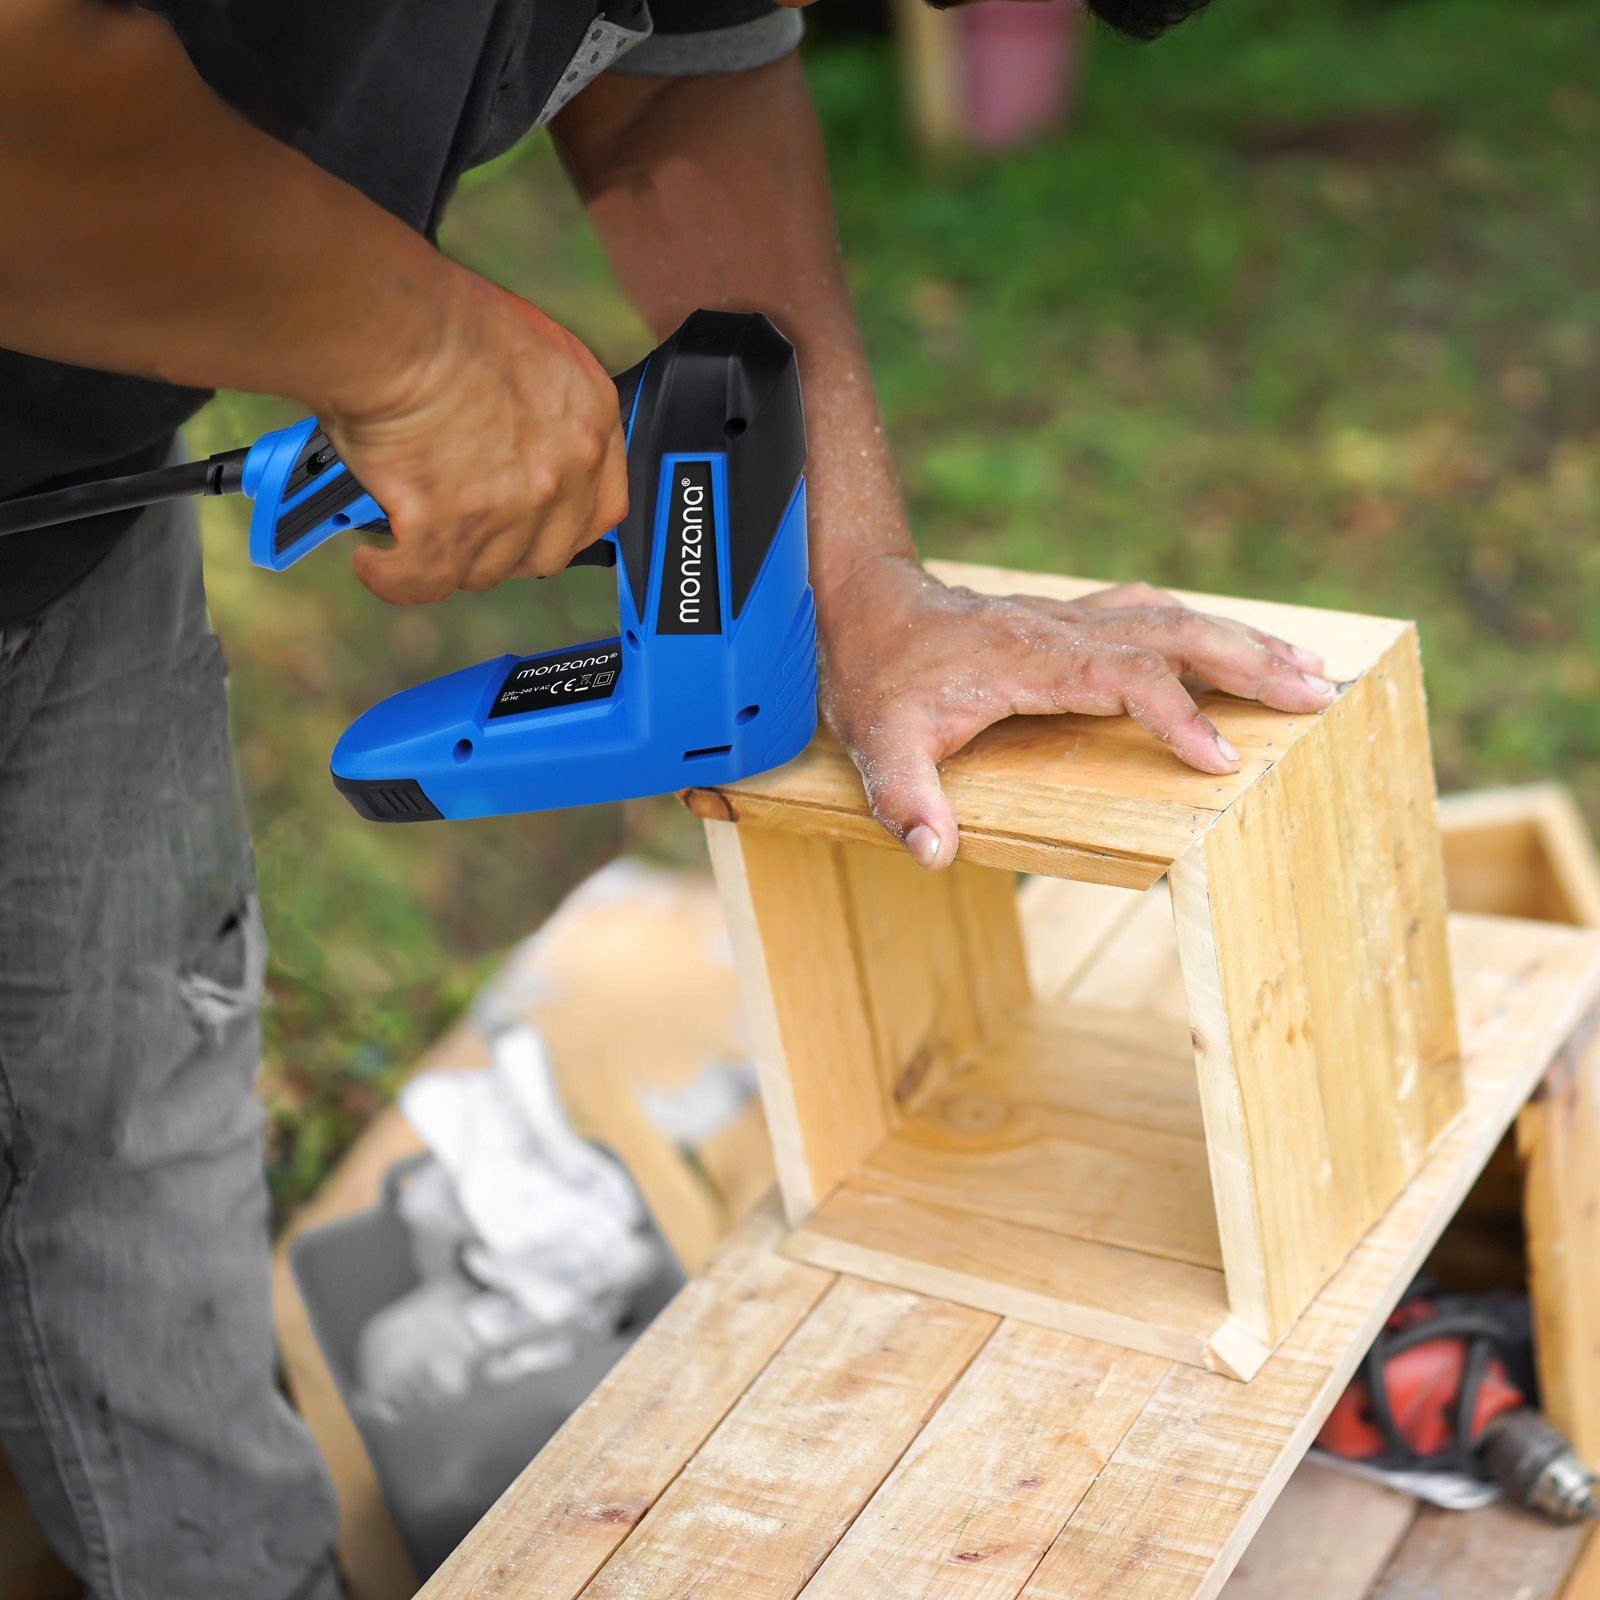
{"left": 1173, "top": 626, "right": 1464, "bottom": 1342}
{"left": 1520, "top": 1010, "right": 1600, "bottom": 1466}
{"left": 705, "top": 820, "right": 1029, "bottom": 1221}
{"left": 1439, "top": 783, "right": 1600, "bottom": 929}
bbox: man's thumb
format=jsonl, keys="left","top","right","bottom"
{"left": 853, "top": 733, "right": 959, "bottom": 871}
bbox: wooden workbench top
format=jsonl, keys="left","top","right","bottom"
{"left": 418, "top": 911, "right": 1600, "bottom": 1600}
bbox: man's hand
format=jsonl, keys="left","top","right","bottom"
{"left": 328, "top": 275, "right": 628, "bottom": 605}
{"left": 820, "top": 557, "right": 1334, "bottom": 869}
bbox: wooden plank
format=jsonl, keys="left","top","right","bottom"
{"left": 1561, "top": 1530, "right": 1600, "bottom": 1599}
{"left": 1061, "top": 879, "right": 1189, "bottom": 1020}
{"left": 858, "top": 1089, "right": 1221, "bottom": 1269}
{"left": 1016, "top": 875, "right": 1144, "bottom": 1000}
{"left": 577, "top": 1278, "right": 995, "bottom": 1600}
{"left": 704, "top": 821, "right": 887, "bottom": 1219}
{"left": 965, "top": 1003, "right": 1203, "bottom": 1142}
{"left": 1520, "top": 1014, "right": 1600, "bottom": 1466}
{"left": 1218, "top": 1463, "right": 1415, "bottom": 1600}
{"left": 784, "top": 1183, "right": 1247, "bottom": 1377}
{"left": 839, "top": 844, "right": 983, "bottom": 1116}
{"left": 1365, "top": 1500, "right": 1586, "bottom": 1600}
{"left": 1373, "top": 633, "right": 1469, "bottom": 1131}
{"left": 1440, "top": 784, "right": 1600, "bottom": 928}
{"left": 1531, "top": 787, "right": 1600, "bottom": 928}
{"left": 705, "top": 821, "right": 1034, "bottom": 1226}
{"left": 1013, "top": 917, "right": 1600, "bottom": 1600}
{"left": 1167, "top": 843, "right": 1273, "bottom": 1345}
{"left": 693, "top": 1101, "right": 776, "bottom": 1235}
{"left": 801, "top": 1323, "right": 1171, "bottom": 1600}
{"left": 1171, "top": 629, "right": 1461, "bottom": 1345}
{"left": 417, "top": 1198, "right": 831, "bottom": 1600}
{"left": 949, "top": 860, "right": 1033, "bottom": 1032}
{"left": 684, "top": 776, "right": 1189, "bottom": 889}
{"left": 890, "top": 0, "right": 966, "bottom": 154}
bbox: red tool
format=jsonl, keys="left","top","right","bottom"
{"left": 1319, "top": 1287, "right": 1599, "bottom": 1523}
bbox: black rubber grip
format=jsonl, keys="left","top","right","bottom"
{"left": 331, "top": 774, "right": 443, "bottom": 823}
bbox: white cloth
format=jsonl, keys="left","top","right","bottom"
{"left": 355, "top": 1024, "right": 659, "bottom": 1421}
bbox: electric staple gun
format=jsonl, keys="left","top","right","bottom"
{"left": 0, "top": 310, "right": 817, "bottom": 821}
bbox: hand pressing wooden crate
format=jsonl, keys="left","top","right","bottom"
{"left": 685, "top": 562, "right": 1464, "bottom": 1376}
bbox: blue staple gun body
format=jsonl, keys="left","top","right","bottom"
{"left": 1, "top": 311, "right": 816, "bottom": 822}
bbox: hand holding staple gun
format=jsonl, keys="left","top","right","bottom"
{"left": 1, "top": 309, "right": 815, "bottom": 821}
{"left": 323, "top": 278, "right": 630, "bottom": 606}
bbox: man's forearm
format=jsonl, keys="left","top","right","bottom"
{"left": 553, "top": 58, "right": 918, "bottom": 612}
{"left": 0, "top": 0, "right": 450, "bottom": 416}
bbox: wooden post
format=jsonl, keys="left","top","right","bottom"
{"left": 1521, "top": 1010, "right": 1600, "bottom": 1466}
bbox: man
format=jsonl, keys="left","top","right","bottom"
{"left": 0, "top": 1, "right": 1334, "bottom": 1594}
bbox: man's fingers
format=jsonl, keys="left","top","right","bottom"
{"left": 1073, "top": 582, "right": 1323, "bottom": 673}
{"left": 352, "top": 539, "right": 455, "bottom": 606}
{"left": 850, "top": 724, "right": 960, "bottom": 871}
{"left": 1220, "top": 616, "right": 1324, "bottom": 676}
{"left": 999, "top": 636, "right": 1238, "bottom": 775}
{"left": 1082, "top": 609, "right": 1334, "bottom": 713}
{"left": 1019, "top": 590, "right": 1326, "bottom": 679}
{"left": 1082, "top": 647, "right": 1241, "bottom": 775}
{"left": 1014, "top": 597, "right": 1333, "bottom": 714}
{"left": 325, "top": 289, "right": 629, "bottom": 607}
{"left": 470, "top": 508, "right": 575, "bottom": 588}
{"left": 1059, "top": 580, "right": 1177, "bottom": 612}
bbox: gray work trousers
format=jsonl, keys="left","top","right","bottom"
{"left": 0, "top": 484, "right": 341, "bottom": 1600}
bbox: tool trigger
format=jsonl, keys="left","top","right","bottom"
{"left": 563, "top": 541, "right": 618, "bottom": 571}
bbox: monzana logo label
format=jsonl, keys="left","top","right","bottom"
{"left": 488, "top": 640, "right": 621, "bottom": 718}
{"left": 657, "top": 460, "right": 720, "bottom": 635}
{"left": 676, "top": 477, "right": 706, "bottom": 625}
{"left": 514, "top": 652, "right": 615, "bottom": 681}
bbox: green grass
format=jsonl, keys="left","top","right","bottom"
{"left": 186, "top": 0, "right": 1600, "bottom": 1219}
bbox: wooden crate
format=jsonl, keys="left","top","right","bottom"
{"left": 684, "top": 562, "right": 1465, "bottom": 1375}
{"left": 417, "top": 907, "right": 1600, "bottom": 1600}
{"left": 1439, "top": 783, "right": 1600, "bottom": 928}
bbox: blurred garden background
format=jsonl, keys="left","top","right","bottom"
{"left": 185, "top": 0, "right": 1600, "bottom": 1220}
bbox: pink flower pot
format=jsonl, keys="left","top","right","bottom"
{"left": 957, "top": 0, "right": 1084, "bottom": 152}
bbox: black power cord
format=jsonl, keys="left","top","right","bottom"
{"left": 0, "top": 448, "right": 250, "bottom": 538}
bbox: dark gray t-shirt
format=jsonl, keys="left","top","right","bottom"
{"left": 0, "top": 0, "right": 801, "bottom": 621}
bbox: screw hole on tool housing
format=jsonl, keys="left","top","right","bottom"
{"left": 453, "top": 738, "right": 474, "bottom": 764}
{"left": 724, "top": 416, "right": 747, "bottom": 440}
{"left": 332, "top": 512, "right": 352, "bottom": 527}
{"left": 624, "top": 630, "right": 641, "bottom": 651}
{"left": 736, "top": 704, "right": 760, "bottom": 725}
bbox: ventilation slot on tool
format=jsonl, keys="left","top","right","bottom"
{"left": 682, "top": 745, "right": 733, "bottom": 762}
